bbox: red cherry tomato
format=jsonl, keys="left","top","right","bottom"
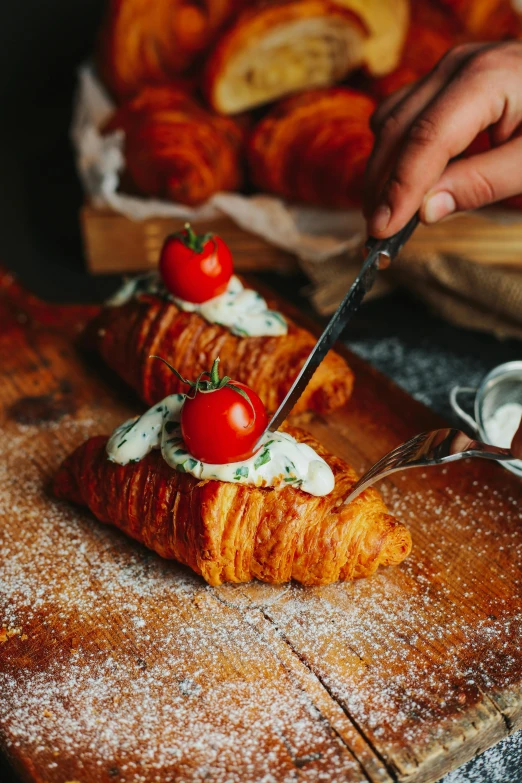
{"left": 159, "top": 224, "right": 233, "bottom": 304}
{"left": 181, "top": 381, "right": 268, "bottom": 464}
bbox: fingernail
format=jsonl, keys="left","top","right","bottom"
{"left": 424, "top": 191, "right": 456, "bottom": 224}
{"left": 372, "top": 204, "right": 391, "bottom": 234}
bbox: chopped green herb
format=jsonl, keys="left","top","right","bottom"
{"left": 234, "top": 466, "right": 249, "bottom": 480}
{"left": 177, "top": 458, "right": 198, "bottom": 473}
{"left": 285, "top": 460, "right": 296, "bottom": 474}
{"left": 174, "top": 448, "right": 187, "bottom": 457}
{"left": 165, "top": 420, "right": 178, "bottom": 434}
{"left": 232, "top": 326, "right": 249, "bottom": 337}
{"left": 268, "top": 311, "right": 286, "bottom": 326}
{"left": 117, "top": 439, "right": 127, "bottom": 448}
{"left": 283, "top": 476, "right": 297, "bottom": 482}
{"left": 254, "top": 448, "right": 271, "bottom": 469}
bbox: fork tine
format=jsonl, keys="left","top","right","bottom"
{"left": 353, "top": 434, "right": 429, "bottom": 490}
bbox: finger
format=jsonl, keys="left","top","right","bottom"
{"left": 370, "top": 84, "right": 415, "bottom": 133}
{"left": 370, "top": 43, "right": 486, "bottom": 134}
{"left": 511, "top": 417, "right": 522, "bottom": 460}
{"left": 364, "top": 43, "right": 489, "bottom": 218}
{"left": 420, "top": 135, "right": 522, "bottom": 222}
{"left": 368, "top": 57, "right": 509, "bottom": 237}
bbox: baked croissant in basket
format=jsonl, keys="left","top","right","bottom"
{"left": 372, "top": 0, "right": 521, "bottom": 99}
{"left": 248, "top": 87, "right": 375, "bottom": 208}
{"left": 333, "top": 0, "right": 409, "bottom": 77}
{"left": 104, "top": 86, "right": 244, "bottom": 206}
{"left": 436, "top": 0, "right": 521, "bottom": 38}
{"left": 204, "top": 0, "right": 369, "bottom": 114}
{"left": 371, "top": 1, "right": 459, "bottom": 98}
{"left": 98, "top": 0, "right": 244, "bottom": 100}
{"left": 88, "top": 290, "right": 353, "bottom": 416}
{"left": 54, "top": 429, "right": 412, "bottom": 586}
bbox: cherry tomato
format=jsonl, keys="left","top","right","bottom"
{"left": 181, "top": 381, "right": 268, "bottom": 464}
{"left": 159, "top": 223, "right": 233, "bottom": 304}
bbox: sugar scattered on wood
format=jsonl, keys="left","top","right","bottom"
{"left": 1, "top": 405, "right": 522, "bottom": 782}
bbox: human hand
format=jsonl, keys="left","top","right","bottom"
{"left": 364, "top": 41, "right": 522, "bottom": 238}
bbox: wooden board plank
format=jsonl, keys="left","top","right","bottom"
{"left": 80, "top": 204, "right": 522, "bottom": 276}
{"left": 0, "top": 268, "right": 521, "bottom": 783}
{"left": 80, "top": 205, "right": 299, "bottom": 276}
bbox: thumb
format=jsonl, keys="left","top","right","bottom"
{"left": 421, "top": 135, "right": 522, "bottom": 223}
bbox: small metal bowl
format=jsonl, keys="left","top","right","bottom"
{"left": 450, "top": 360, "right": 522, "bottom": 477}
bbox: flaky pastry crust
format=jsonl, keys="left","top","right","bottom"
{"left": 54, "top": 427, "right": 412, "bottom": 586}
{"left": 88, "top": 292, "right": 354, "bottom": 415}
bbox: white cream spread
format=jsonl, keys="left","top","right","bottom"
{"left": 107, "top": 273, "right": 288, "bottom": 338}
{"left": 106, "top": 394, "right": 334, "bottom": 497}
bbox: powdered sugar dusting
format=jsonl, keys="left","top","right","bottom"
{"left": 0, "top": 412, "right": 363, "bottom": 782}
{"left": 1, "top": 383, "right": 522, "bottom": 781}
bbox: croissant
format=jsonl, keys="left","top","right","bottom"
{"left": 104, "top": 86, "right": 244, "bottom": 206}
{"left": 204, "top": 0, "right": 369, "bottom": 114}
{"left": 435, "top": 0, "right": 521, "bottom": 39}
{"left": 54, "top": 429, "right": 412, "bottom": 586}
{"left": 248, "top": 87, "right": 375, "bottom": 208}
{"left": 98, "top": 0, "right": 245, "bottom": 101}
{"left": 371, "top": 1, "right": 459, "bottom": 98}
{"left": 88, "top": 291, "right": 354, "bottom": 415}
{"left": 332, "top": 0, "right": 409, "bottom": 77}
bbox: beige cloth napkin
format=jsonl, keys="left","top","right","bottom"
{"left": 299, "top": 240, "right": 522, "bottom": 342}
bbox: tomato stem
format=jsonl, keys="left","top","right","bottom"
{"left": 167, "top": 223, "right": 214, "bottom": 255}
{"left": 149, "top": 354, "right": 256, "bottom": 419}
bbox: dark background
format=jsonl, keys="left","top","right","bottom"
{"left": 0, "top": 2, "right": 521, "bottom": 781}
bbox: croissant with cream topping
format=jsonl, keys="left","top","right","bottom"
{"left": 54, "top": 428, "right": 412, "bottom": 586}
{"left": 87, "top": 290, "right": 354, "bottom": 416}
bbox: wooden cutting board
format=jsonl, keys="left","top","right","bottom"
{"left": 1, "top": 268, "right": 521, "bottom": 783}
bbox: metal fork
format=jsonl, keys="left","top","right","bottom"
{"left": 344, "top": 427, "right": 514, "bottom": 505}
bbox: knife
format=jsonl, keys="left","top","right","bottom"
{"left": 258, "top": 212, "right": 420, "bottom": 443}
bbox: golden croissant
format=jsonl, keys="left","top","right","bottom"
{"left": 332, "top": 0, "right": 409, "bottom": 77}
{"left": 54, "top": 429, "right": 412, "bottom": 586}
{"left": 248, "top": 87, "right": 375, "bottom": 208}
{"left": 435, "top": 0, "right": 520, "bottom": 39}
{"left": 372, "top": 0, "right": 521, "bottom": 99}
{"left": 371, "top": 1, "right": 459, "bottom": 98}
{"left": 87, "top": 290, "right": 354, "bottom": 415}
{"left": 98, "top": 0, "right": 245, "bottom": 101}
{"left": 104, "top": 86, "right": 244, "bottom": 205}
{"left": 204, "top": 0, "right": 369, "bottom": 114}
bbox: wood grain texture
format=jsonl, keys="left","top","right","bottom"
{"left": 81, "top": 205, "right": 522, "bottom": 277}
{"left": 0, "top": 267, "right": 521, "bottom": 783}
{"left": 80, "top": 206, "right": 299, "bottom": 275}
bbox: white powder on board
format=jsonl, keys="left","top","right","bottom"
{"left": 1, "top": 405, "right": 522, "bottom": 782}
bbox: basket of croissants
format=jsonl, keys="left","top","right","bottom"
{"left": 78, "top": 0, "right": 522, "bottom": 274}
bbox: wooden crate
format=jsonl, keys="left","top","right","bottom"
{"left": 81, "top": 203, "right": 522, "bottom": 277}
{"left": 80, "top": 204, "right": 299, "bottom": 275}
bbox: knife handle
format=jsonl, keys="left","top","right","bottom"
{"left": 365, "top": 212, "right": 420, "bottom": 261}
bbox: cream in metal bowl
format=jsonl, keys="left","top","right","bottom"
{"left": 451, "top": 361, "right": 522, "bottom": 478}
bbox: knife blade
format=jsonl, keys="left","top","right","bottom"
{"left": 259, "top": 213, "right": 419, "bottom": 442}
